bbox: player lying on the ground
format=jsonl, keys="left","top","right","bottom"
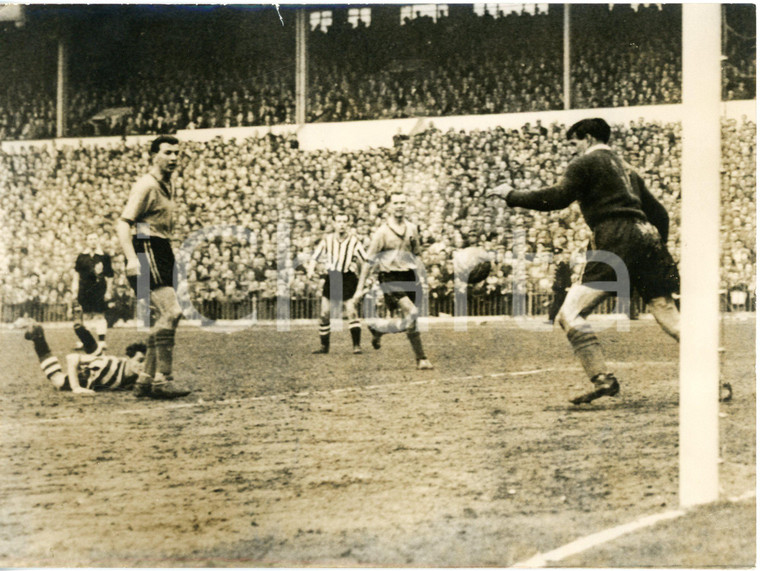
{"left": 487, "top": 117, "right": 680, "bottom": 405}
{"left": 25, "top": 321, "right": 146, "bottom": 395}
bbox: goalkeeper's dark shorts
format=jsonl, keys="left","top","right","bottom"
{"left": 582, "top": 217, "right": 680, "bottom": 303}
{"left": 127, "top": 236, "right": 176, "bottom": 293}
{"left": 378, "top": 270, "right": 422, "bottom": 312}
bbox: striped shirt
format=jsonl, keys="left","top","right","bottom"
{"left": 312, "top": 233, "right": 367, "bottom": 273}
{"left": 78, "top": 354, "right": 128, "bottom": 390}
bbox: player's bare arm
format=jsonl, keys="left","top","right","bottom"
{"left": 352, "top": 232, "right": 382, "bottom": 304}
{"left": 65, "top": 354, "right": 95, "bottom": 395}
{"left": 116, "top": 219, "right": 140, "bottom": 277}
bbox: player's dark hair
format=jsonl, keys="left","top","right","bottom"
{"left": 125, "top": 342, "right": 148, "bottom": 358}
{"left": 150, "top": 135, "right": 179, "bottom": 155}
{"left": 566, "top": 118, "right": 611, "bottom": 144}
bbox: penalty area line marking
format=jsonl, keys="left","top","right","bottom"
{"left": 102, "top": 367, "right": 555, "bottom": 418}
{"left": 17, "top": 366, "right": 560, "bottom": 423}
{"left": 512, "top": 490, "right": 757, "bottom": 568}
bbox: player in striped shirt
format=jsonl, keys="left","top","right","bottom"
{"left": 352, "top": 193, "right": 434, "bottom": 370}
{"left": 307, "top": 213, "right": 367, "bottom": 354}
{"left": 25, "top": 322, "right": 146, "bottom": 394}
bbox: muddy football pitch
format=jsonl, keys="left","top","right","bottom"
{"left": 0, "top": 316, "right": 754, "bottom": 567}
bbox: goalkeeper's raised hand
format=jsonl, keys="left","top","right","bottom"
{"left": 485, "top": 182, "right": 514, "bottom": 202}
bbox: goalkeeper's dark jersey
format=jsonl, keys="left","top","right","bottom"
{"left": 507, "top": 144, "right": 670, "bottom": 242}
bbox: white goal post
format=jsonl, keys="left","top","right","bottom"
{"left": 679, "top": 4, "right": 722, "bottom": 508}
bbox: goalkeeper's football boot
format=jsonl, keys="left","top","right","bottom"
{"left": 417, "top": 359, "right": 434, "bottom": 370}
{"left": 570, "top": 373, "right": 620, "bottom": 405}
{"left": 720, "top": 382, "right": 733, "bottom": 402}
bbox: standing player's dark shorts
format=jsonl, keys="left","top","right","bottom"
{"left": 582, "top": 217, "right": 680, "bottom": 302}
{"left": 378, "top": 270, "right": 422, "bottom": 312}
{"left": 322, "top": 271, "right": 359, "bottom": 302}
{"left": 127, "top": 236, "right": 176, "bottom": 293}
{"left": 79, "top": 294, "right": 108, "bottom": 314}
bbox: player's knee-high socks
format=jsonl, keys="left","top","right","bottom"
{"left": 144, "top": 333, "right": 157, "bottom": 379}
{"left": 406, "top": 322, "right": 427, "bottom": 361}
{"left": 26, "top": 328, "right": 66, "bottom": 389}
{"left": 566, "top": 324, "right": 607, "bottom": 379}
{"left": 39, "top": 355, "right": 67, "bottom": 389}
{"left": 73, "top": 323, "right": 101, "bottom": 355}
{"left": 349, "top": 319, "right": 361, "bottom": 348}
{"left": 27, "top": 327, "right": 51, "bottom": 361}
{"left": 155, "top": 328, "right": 176, "bottom": 379}
{"left": 319, "top": 317, "right": 330, "bottom": 351}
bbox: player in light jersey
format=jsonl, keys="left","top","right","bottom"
{"left": 353, "top": 192, "right": 433, "bottom": 370}
{"left": 116, "top": 135, "right": 190, "bottom": 399}
{"left": 307, "top": 212, "right": 367, "bottom": 354}
{"left": 25, "top": 321, "right": 146, "bottom": 394}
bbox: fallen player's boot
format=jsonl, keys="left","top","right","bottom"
{"left": 417, "top": 359, "right": 434, "bottom": 370}
{"left": 150, "top": 377, "right": 191, "bottom": 399}
{"left": 570, "top": 373, "right": 620, "bottom": 405}
{"left": 369, "top": 325, "right": 383, "bottom": 350}
{"left": 24, "top": 324, "right": 43, "bottom": 340}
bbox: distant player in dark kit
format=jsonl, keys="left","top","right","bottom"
{"left": 25, "top": 320, "right": 146, "bottom": 394}
{"left": 307, "top": 212, "right": 367, "bottom": 354}
{"left": 116, "top": 134, "right": 191, "bottom": 399}
{"left": 72, "top": 231, "right": 114, "bottom": 350}
{"left": 487, "top": 118, "right": 680, "bottom": 404}
{"left": 352, "top": 192, "right": 434, "bottom": 370}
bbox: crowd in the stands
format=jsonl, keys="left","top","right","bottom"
{"left": 0, "top": 4, "right": 754, "bottom": 141}
{"left": 1, "top": 116, "right": 755, "bottom": 320}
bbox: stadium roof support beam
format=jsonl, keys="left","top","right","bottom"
{"left": 56, "top": 33, "right": 68, "bottom": 138}
{"left": 679, "top": 3, "right": 721, "bottom": 508}
{"left": 563, "top": 4, "right": 571, "bottom": 110}
{"left": 295, "top": 8, "right": 308, "bottom": 125}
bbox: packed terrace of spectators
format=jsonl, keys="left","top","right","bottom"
{"left": 0, "top": 4, "right": 754, "bottom": 141}
{"left": 1, "top": 117, "right": 755, "bottom": 318}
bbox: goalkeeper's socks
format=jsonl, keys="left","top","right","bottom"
{"left": 567, "top": 325, "right": 606, "bottom": 379}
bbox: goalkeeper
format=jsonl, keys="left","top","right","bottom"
{"left": 487, "top": 118, "right": 680, "bottom": 405}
